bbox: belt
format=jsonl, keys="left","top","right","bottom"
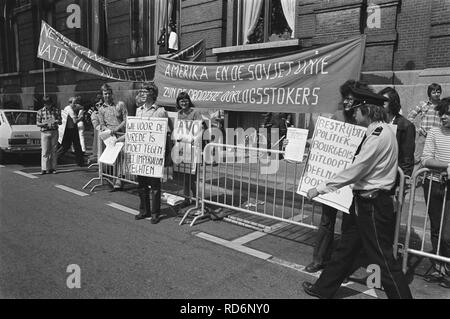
{"left": 42, "top": 129, "right": 57, "bottom": 132}
{"left": 353, "top": 189, "right": 390, "bottom": 200}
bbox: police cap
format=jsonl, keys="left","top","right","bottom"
{"left": 348, "top": 85, "right": 388, "bottom": 108}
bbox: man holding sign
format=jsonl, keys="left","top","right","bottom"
{"left": 303, "top": 96, "right": 412, "bottom": 299}
{"left": 119, "top": 83, "right": 169, "bottom": 223}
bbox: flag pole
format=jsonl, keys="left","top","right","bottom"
{"left": 42, "top": 60, "right": 46, "bottom": 96}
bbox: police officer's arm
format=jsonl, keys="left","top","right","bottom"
{"left": 421, "top": 129, "right": 448, "bottom": 171}
{"left": 314, "top": 134, "right": 381, "bottom": 195}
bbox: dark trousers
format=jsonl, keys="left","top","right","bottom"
{"left": 57, "top": 127, "right": 84, "bottom": 166}
{"left": 137, "top": 176, "right": 161, "bottom": 216}
{"left": 312, "top": 205, "right": 338, "bottom": 265}
{"left": 313, "top": 192, "right": 412, "bottom": 299}
{"left": 423, "top": 179, "right": 450, "bottom": 259}
{"left": 174, "top": 171, "right": 197, "bottom": 199}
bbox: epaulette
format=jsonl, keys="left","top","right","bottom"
{"left": 371, "top": 126, "right": 383, "bottom": 136}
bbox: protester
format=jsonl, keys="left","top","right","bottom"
{"left": 117, "top": 82, "right": 168, "bottom": 223}
{"left": 174, "top": 91, "right": 204, "bottom": 207}
{"left": 75, "top": 96, "right": 86, "bottom": 154}
{"left": 98, "top": 83, "right": 128, "bottom": 191}
{"left": 407, "top": 83, "right": 442, "bottom": 165}
{"left": 379, "top": 87, "right": 415, "bottom": 178}
{"left": 57, "top": 96, "right": 85, "bottom": 167}
{"left": 420, "top": 97, "right": 450, "bottom": 289}
{"left": 36, "top": 96, "right": 62, "bottom": 174}
{"left": 303, "top": 80, "right": 382, "bottom": 274}
{"left": 303, "top": 99, "right": 413, "bottom": 299}
{"left": 167, "top": 23, "right": 178, "bottom": 53}
{"left": 87, "top": 94, "right": 103, "bottom": 164}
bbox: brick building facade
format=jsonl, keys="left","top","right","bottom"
{"left": 1, "top": 0, "right": 449, "bottom": 129}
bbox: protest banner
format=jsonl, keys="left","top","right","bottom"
{"left": 284, "top": 128, "right": 309, "bottom": 162}
{"left": 297, "top": 116, "right": 366, "bottom": 213}
{"left": 37, "top": 21, "right": 205, "bottom": 81}
{"left": 125, "top": 117, "right": 168, "bottom": 178}
{"left": 154, "top": 35, "right": 365, "bottom": 113}
{"left": 172, "top": 119, "right": 203, "bottom": 174}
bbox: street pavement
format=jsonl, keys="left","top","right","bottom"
{"left": 0, "top": 151, "right": 449, "bottom": 300}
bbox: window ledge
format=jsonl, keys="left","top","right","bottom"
{"left": 0, "top": 72, "right": 19, "bottom": 78}
{"left": 29, "top": 68, "right": 58, "bottom": 74}
{"left": 212, "top": 39, "right": 300, "bottom": 55}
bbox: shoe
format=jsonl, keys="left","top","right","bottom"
{"left": 48, "top": 169, "right": 57, "bottom": 174}
{"left": 424, "top": 271, "right": 443, "bottom": 283}
{"left": 110, "top": 186, "right": 123, "bottom": 192}
{"left": 150, "top": 213, "right": 160, "bottom": 224}
{"left": 41, "top": 170, "right": 47, "bottom": 175}
{"left": 302, "top": 282, "right": 325, "bottom": 299}
{"left": 439, "top": 277, "right": 450, "bottom": 289}
{"left": 135, "top": 213, "right": 147, "bottom": 220}
{"left": 304, "top": 262, "right": 324, "bottom": 273}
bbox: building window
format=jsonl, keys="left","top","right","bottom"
{"left": 81, "top": 0, "right": 107, "bottom": 55}
{"left": 236, "top": 0, "right": 295, "bottom": 45}
{"left": 0, "top": 0, "right": 20, "bottom": 73}
{"left": 130, "top": 0, "right": 178, "bottom": 57}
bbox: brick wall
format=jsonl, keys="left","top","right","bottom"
{"left": 180, "top": 0, "right": 224, "bottom": 61}
{"left": 427, "top": 0, "right": 450, "bottom": 68}
{"left": 395, "top": 0, "right": 432, "bottom": 70}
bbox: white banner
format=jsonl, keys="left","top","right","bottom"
{"left": 124, "top": 117, "right": 168, "bottom": 178}
{"left": 297, "top": 116, "right": 366, "bottom": 213}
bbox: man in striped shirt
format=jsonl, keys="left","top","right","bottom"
{"left": 421, "top": 97, "right": 450, "bottom": 289}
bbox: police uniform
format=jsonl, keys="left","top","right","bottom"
{"left": 305, "top": 119, "right": 413, "bottom": 299}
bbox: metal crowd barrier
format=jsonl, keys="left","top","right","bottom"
{"left": 191, "top": 142, "right": 321, "bottom": 230}
{"left": 83, "top": 133, "right": 201, "bottom": 219}
{"left": 393, "top": 167, "right": 407, "bottom": 259}
{"left": 82, "top": 135, "right": 410, "bottom": 255}
{"left": 402, "top": 168, "right": 450, "bottom": 273}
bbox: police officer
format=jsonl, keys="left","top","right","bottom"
{"left": 302, "top": 88, "right": 413, "bottom": 299}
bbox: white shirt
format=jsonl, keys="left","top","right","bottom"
{"left": 317, "top": 122, "right": 398, "bottom": 194}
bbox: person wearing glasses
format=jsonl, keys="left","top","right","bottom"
{"left": 118, "top": 83, "right": 169, "bottom": 223}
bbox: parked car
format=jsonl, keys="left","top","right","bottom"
{"left": 0, "top": 109, "right": 41, "bottom": 163}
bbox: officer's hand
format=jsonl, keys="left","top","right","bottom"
{"left": 307, "top": 188, "right": 319, "bottom": 200}
{"left": 282, "top": 139, "right": 289, "bottom": 148}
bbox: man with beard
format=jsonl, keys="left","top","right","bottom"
{"left": 304, "top": 80, "right": 385, "bottom": 273}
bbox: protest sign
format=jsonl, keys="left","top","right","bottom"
{"left": 99, "top": 139, "right": 124, "bottom": 165}
{"left": 297, "top": 117, "right": 366, "bottom": 213}
{"left": 284, "top": 128, "right": 309, "bottom": 162}
{"left": 125, "top": 117, "right": 168, "bottom": 178}
{"left": 154, "top": 35, "right": 365, "bottom": 113}
{"left": 172, "top": 119, "right": 203, "bottom": 174}
{"left": 37, "top": 21, "right": 205, "bottom": 81}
